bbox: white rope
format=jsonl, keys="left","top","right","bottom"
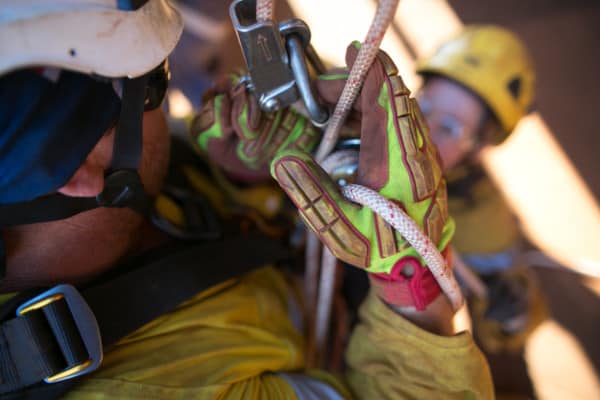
{"left": 314, "top": 0, "right": 400, "bottom": 163}
{"left": 321, "top": 150, "right": 465, "bottom": 309}
{"left": 342, "top": 184, "right": 463, "bottom": 310}
{"left": 308, "top": 0, "right": 463, "bottom": 311}
{"left": 320, "top": 149, "right": 360, "bottom": 175}
{"left": 314, "top": 247, "right": 337, "bottom": 358}
{"left": 255, "top": 0, "right": 273, "bottom": 22}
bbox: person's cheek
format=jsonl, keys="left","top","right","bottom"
{"left": 139, "top": 109, "right": 170, "bottom": 196}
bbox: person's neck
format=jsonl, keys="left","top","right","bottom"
{"left": 0, "top": 221, "right": 171, "bottom": 294}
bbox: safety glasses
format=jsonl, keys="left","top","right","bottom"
{"left": 143, "top": 59, "right": 170, "bottom": 111}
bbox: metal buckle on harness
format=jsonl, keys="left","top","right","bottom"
{"left": 17, "top": 285, "right": 103, "bottom": 383}
{"left": 229, "top": 0, "right": 328, "bottom": 125}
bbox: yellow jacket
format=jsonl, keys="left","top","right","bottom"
{"left": 63, "top": 266, "right": 493, "bottom": 399}
{"left": 447, "top": 166, "right": 518, "bottom": 258}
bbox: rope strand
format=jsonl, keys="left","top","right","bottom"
{"left": 255, "top": 0, "right": 273, "bottom": 22}
{"left": 314, "top": 0, "right": 400, "bottom": 163}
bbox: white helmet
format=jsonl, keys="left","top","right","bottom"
{"left": 0, "top": 0, "right": 183, "bottom": 78}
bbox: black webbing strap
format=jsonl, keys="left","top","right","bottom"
{"left": 0, "top": 170, "right": 151, "bottom": 227}
{"left": 0, "top": 233, "right": 290, "bottom": 399}
{"left": 110, "top": 75, "right": 147, "bottom": 171}
{"left": 88, "top": 234, "right": 290, "bottom": 346}
{"left": 0, "top": 195, "right": 98, "bottom": 227}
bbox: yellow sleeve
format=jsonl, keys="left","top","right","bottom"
{"left": 448, "top": 176, "right": 519, "bottom": 255}
{"left": 345, "top": 290, "right": 494, "bottom": 400}
{"left": 59, "top": 265, "right": 491, "bottom": 399}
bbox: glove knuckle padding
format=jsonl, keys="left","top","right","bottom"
{"left": 191, "top": 95, "right": 230, "bottom": 153}
{"left": 356, "top": 50, "right": 450, "bottom": 271}
{"left": 232, "top": 86, "right": 261, "bottom": 141}
{"left": 386, "top": 77, "right": 449, "bottom": 249}
{"left": 236, "top": 108, "right": 319, "bottom": 168}
{"left": 272, "top": 153, "right": 371, "bottom": 268}
{"left": 192, "top": 97, "right": 218, "bottom": 141}
{"left": 191, "top": 73, "right": 320, "bottom": 179}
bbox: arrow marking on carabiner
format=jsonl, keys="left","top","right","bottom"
{"left": 257, "top": 34, "right": 273, "bottom": 62}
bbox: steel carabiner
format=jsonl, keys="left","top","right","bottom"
{"left": 230, "top": 0, "right": 328, "bottom": 126}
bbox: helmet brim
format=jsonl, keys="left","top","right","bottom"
{"left": 0, "top": 0, "right": 183, "bottom": 78}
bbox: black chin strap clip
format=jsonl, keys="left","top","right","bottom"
{"left": 0, "top": 170, "right": 150, "bottom": 228}
{"left": 96, "top": 170, "right": 150, "bottom": 215}
{"left": 90, "top": 74, "right": 152, "bottom": 217}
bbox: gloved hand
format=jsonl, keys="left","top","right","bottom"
{"left": 271, "top": 43, "right": 455, "bottom": 310}
{"left": 190, "top": 73, "right": 320, "bottom": 182}
{"left": 470, "top": 267, "right": 548, "bottom": 353}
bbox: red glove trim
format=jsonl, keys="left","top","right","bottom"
{"left": 369, "top": 248, "right": 451, "bottom": 311}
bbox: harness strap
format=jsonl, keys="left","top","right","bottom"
{"left": 0, "top": 233, "right": 290, "bottom": 399}
{"left": 110, "top": 75, "right": 147, "bottom": 171}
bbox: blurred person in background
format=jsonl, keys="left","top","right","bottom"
{"left": 416, "top": 25, "right": 548, "bottom": 398}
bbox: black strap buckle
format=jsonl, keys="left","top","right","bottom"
{"left": 151, "top": 185, "right": 221, "bottom": 240}
{"left": 96, "top": 169, "right": 150, "bottom": 214}
{"left": 17, "top": 285, "right": 103, "bottom": 383}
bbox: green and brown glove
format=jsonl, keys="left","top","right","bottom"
{"left": 190, "top": 73, "right": 320, "bottom": 182}
{"left": 271, "top": 43, "right": 456, "bottom": 310}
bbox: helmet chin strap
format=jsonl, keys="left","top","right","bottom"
{"left": 0, "top": 73, "right": 152, "bottom": 227}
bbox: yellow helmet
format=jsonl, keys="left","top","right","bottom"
{"left": 417, "top": 25, "right": 535, "bottom": 142}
